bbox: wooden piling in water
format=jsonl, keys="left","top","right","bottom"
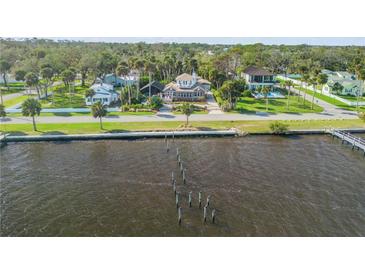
{"left": 176, "top": 193, "right": 179, "bottom": 208}
{"left": 203, "top": 206, "right": 207, "bottom": 223}
{"left": 182, "top": 169, "right": 186, "bottom": 183}
{"left": 173, "top": 181, "right": 176, "bottom": 195}
{"left": 206, "top": 195, "right": 210, "bottom": 207}
{"left": 171, "top": 171, "right": 174, "bottom": 184}
{"left": 198, "top": 192, "right": 202, "bottom": 208}
{"left": 178, "top": 207, "right": 182, "bottom": 225}
{"left": 188, "top": 191, "right": 192, "bottom": 207}
{"left": 212, "top": 209, "right": 216, "bottom": 224}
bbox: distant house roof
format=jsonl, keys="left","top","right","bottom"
{"left": 176, "top": 73, "right": 194, "bottom": 81}
{"left": 197, "top": 78, "right": 211, "bottom": 85}
{"left": 243, "top": 66, "right": 273, "bottom": 76}
{"left": 90, "top": 83, "right": 118, "bottom": 95}
{"left": 140, "top": 81, "right": 165, "bottom": 92}
{"left": 163, "top": 82, "right": 209, "bottom": 93}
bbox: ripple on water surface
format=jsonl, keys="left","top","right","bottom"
{"left": 1, "top": 135, "right": 365, "bottom": 236}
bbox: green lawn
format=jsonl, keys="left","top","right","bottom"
{"left": 337, "top": 94, "right": 365, "bottom": 102}
{"left": 3, "top": 95, "right": 34, "bottom": 108}
{"left": 40, "top": 89, "right": 87, "bottom": 108}
{"left": 0, "top": 83, "right": 26, "bottom": 94}
{"left": 234, "top": 96, "right": 323, "bottom": 113}
{"left": 1, "top": 119, "right": 364, "bottom": 136}
{"left": 38, "top": 85, "right": 91, "bottom": 108}
{"left": 295, "top": 86, "right": 365, "bottom": 111}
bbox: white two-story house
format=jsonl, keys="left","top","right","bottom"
{"left": 85, "top": 83, "right": 119, "bottom": 106}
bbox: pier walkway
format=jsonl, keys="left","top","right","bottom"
{"left": 326, "top": 128, "right": 365, "bottom": 155}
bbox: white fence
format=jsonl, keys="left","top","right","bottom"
{"left": 277, "top": 75, "right": 365, "bottom": 106}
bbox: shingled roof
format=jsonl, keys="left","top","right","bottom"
{"left": 176, "top": 73, "right": 194, "bottom": 81}
{"left": 140, "top": 81, "right": 165, "bottom": 92}
{"left": 243, "top": 66, "right": 273, "bottom": 76}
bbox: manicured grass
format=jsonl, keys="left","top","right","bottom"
{"left": 234, "top": 96, "right": 323, "bottom": 113}
{"left": 41, "top": 92, "right": 86, "bottom": 108}
{"left": 3, "top": 95, "right": 34, "bottom": 108}
{"left": 0, "top": 83, "right": 26, "bottom": 94}
{"left": 40, "top": 85, "right": 90, "bottom": 108}
{"left": 1, "top": 119, "right": 364, "bottom": 136}
{"left": 337, "top": 94, "right": 365, "bottom": 102}
{"left": 295, "top": 86, "right": 365, "bottom": 111}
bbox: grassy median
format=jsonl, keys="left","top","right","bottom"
{"left": 1, "top": 119, "right": 364, "bottom": 136}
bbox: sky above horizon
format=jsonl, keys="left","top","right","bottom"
{"left": 47, "top": 37, "right": 365, "bottom": 46}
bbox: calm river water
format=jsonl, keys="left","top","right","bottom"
{"left": 1, "top": 135, "right": 364, "bottom": 236}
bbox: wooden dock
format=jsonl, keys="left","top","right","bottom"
{"left": 326, "top": 129, "right": 365, "bottom": 155}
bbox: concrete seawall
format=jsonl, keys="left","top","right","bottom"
{"left": 1, "top": 128, "right": 364, "bottom": 144}
{"left": 1, "top": 130, "right": 238, "bottom": 143}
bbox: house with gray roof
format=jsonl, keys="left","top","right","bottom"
{"left": 102, "top": 73, "right": 138, "bottom": 87}
{"left": 322, "top": 69, "right": 364, "bottom": 96}
{"left": 241, "top": 66, "right": 275, "bottom": 90}
{"left": 140, "top": 81, "right": 165, "bottom": 96}
{"left": 162, "top": 72, "right": 211, "bottom": 102}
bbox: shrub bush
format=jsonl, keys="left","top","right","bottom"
{"left": 242, "top": 90, "right": 252, "bottom": 98}
{"left": 359, "top": 112, "right": 365, "bottom": 122}
{"left": 269, "top": 121, "right": 289, "bottom": 134}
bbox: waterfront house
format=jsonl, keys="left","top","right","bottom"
{"left": 162, "top": 72, "right": 211, "bottom": 102}
{"left": 242, "top": 66, "right": 275, "bottom": 91}
{"left": 85, "top": 83, "right": 119, "bottom": 106}
{"left": 321, "top": 70, "right": 364, "bottom": 96}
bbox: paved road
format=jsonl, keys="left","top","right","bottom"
{"left": 2, "top": 92, "right": 23, "bottom": 102}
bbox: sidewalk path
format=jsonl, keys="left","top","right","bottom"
{"left": 2, "top": 92, "right": 23, "bottom": 102}
{"left": 206, "top": 91, "right": 223, "bottom": 114}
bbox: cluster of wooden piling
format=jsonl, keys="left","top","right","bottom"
{"left": 168, "top": 142, "right": 217, "bottom": 225}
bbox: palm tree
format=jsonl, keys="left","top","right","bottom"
{"left": 355, "top": 68, "right": 365, "bottom": 113}
{"left": 262, "top": 86, "right": 271, "bottom": 112}
{"left": 181, "top": 103, "right": 194, "bottom": 126}
{"left": 133, "top": 59, "right": 145, "bottom": 100}
{"left": 61, "top": 69, "right": 76, "bottom": 104}
{"left": 0, "top": 60, "right": 11, "bottom": 99}
{"left": 21, "top": 98, "right": 42, "bottom": 131}
{"left": 91, "top": 101, "right": 108, "bottom": 130}
{"left": 144, "top": 61, "right": 156, "bottom": 99}
{"left": 25, "top": 72, "right": 40, "bottom": 99}
{"left": 308, "top": 77, "right": 317, "bottom": 110}
{"left": 0, "top": 104, "right": 6, "bottom": 119}
{"left": 285, "top": 80, "right": 293, "bottom": 110}
{"left": 317, "top": 73, "right": 328, "bottom": 95}
{"left": 85, "top": 89, "right": 95, "bottom": 104}
{"left": 301, "top": 74, "right": 310, "bottom": 106}
{"left": 116, "top": 64, "right": 130, "bottom": 105}
{"left": 40, "top": 67, "right": 54, "bottom": 98}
